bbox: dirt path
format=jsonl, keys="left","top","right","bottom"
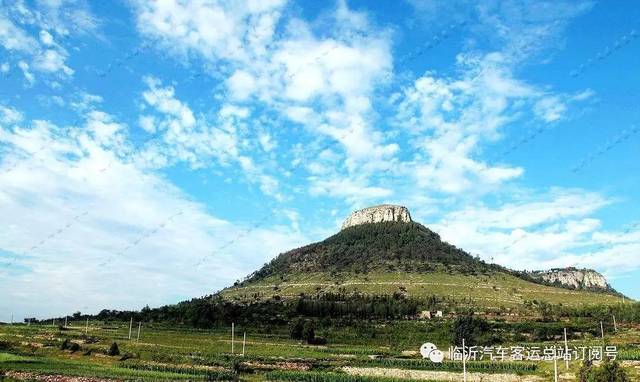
{"left": 3, "top": 371, "right": 119, "bottom": 382}
{"left": 342, "top": 366, "right": 545, "bottom": 382}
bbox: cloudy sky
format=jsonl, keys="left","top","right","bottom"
{"left": 1, "top": 0, "right": 639, "bottom": 320}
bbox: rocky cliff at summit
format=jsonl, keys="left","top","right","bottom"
{"left": 341, "top": 204, "right": 412, "bottom": 230}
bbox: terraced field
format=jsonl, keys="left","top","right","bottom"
{"left": 221, "top": 271, "right": 624, "bottom": 309}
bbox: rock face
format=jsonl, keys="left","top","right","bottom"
{"left": 531, "top": 268, "right": 610, "bottom": 291}
{"left": 341, "top": 204, "right": 412, "bottom": 230}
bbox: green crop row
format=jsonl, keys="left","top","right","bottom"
{"left": 118, "top": 361, "right": 235, "bottom": 379}
{"left": 265, "top": 370, "right": 440, "bottom": 382}
{"left": 354, "top": 358, "right": 537, "bottom": 373}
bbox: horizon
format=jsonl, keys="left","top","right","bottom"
{"left": 1, "top": 0, "right": 640, "bottom": 321}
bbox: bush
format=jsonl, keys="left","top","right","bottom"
{"left": 579, "top": 359, "right": 629, "bottom": 382}
{"left": 60, "top": 339, "right": 70, "bottom": 350}
{"left": 289, "top": 318, "right": 304, "bottom": 340}
{"left": 107, "top": 342, "right": 120, "bottom": 356}
{"left": 68, "top": 342, "right": 80, "bottom": 352}
{"left": 302, "top": 320, "right": 316, "bottom": 343}
{"left": 451, "top": 314, "right": 492, "bottom": 346}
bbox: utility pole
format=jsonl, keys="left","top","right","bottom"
{"left": 10, "top": 314, "right": 12, "bottom": 325}
{"left": 242, "top": 332, "right": 246, "bottom": 356}
{"left": 564, "top": 328, "right": 569, "bottom": 370}
{"left": 64, "top": 316, "right": 68, "bottom": 328}
{"left": 231, "top": 323, "right": 235, "bottom": 354}
{"left": 600, "top": 321, "right": 605, "bottom": 341}
{"left": 613, "top": 315, "right": 617, "bottom": 332}
{"left": 136, "top": 322, "right": 141, "bottom": 343}
{"left": 52, "top": 319, "right": 55, "bottom": 327}
{"left": 128, "top": 317, "right": 133, "bottom": 340}
{"left": 462, "top": 338, "right": 467, "bottom": 382}
{"left": 85, "top": 318, "right": 89, "bottom": 335}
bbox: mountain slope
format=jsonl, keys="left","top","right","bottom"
{"left": 220, "top": 220, "right": 622, "bottom": 309}
{"left": 245, "top": 221, "right": 491, "bottom": 279}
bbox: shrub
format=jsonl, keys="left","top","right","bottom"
{"left": 60, "top": 339, "right": 70, "bottom": 350}
{"left": 451, "top": 314, "right": 491, "bottom": 346}
{"left": 107, "top": 342, "right": 120, "bottom": 356}
{"left": 289, "top": 318, "right": 304, "bottom": 340}
{"left": 302, "top": 320, "right": 316, "bottom": 343}
{"left": 579, "top": 359, "right": 629, "bottom": 382}
{"left": 68, "top": 342, "right": 80, "bottom": 352}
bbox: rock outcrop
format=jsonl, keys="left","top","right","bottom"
{"left": 531, "top": 268, "right": 610, "bottom": 291}
{"left": 341, "top": 204, "right": 412, "bottom": 230}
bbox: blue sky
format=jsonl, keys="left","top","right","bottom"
{"left": 1, "top": 0, "right": 638, "bottom": 320}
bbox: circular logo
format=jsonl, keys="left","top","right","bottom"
{"left": 429, "top": 349, "right": 444, "bottom": 363}
{"left": 419, "top": 342, "right": 437, "bottom": 359}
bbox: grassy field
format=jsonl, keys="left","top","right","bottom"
{"left": 1, "top": 319, "right": 638, "bottom": 381}
{"left": 220, "top": 270, "right": 624, "bottom": 310}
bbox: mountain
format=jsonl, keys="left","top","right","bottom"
{"left": 220, "top": 205, "right": 622, "bottom": 310}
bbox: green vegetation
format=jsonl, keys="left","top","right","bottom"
{"left": 354, "top": 358, "right": 538, "bottom": 373}
{"left": 451, "top": 314, "right": 493, "bottom": 346}
{"left": 1, "top": 316, "right": 638, "bottom": 381}
{"left": 107, "top": 342, "right": 119, "bottom": 356}
{"left": 578, "top": 359, "right": 630, "bottom": 381}
{"left": 248, "top": 222, "right": 490, "bottom": 278}
{"left": 266, "top": 370, "right": 428, "bottom": 382}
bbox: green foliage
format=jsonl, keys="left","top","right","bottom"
{"left": 118, "top": 362, "right": 237, "bottom": 380}
{"left": 293, "top": 292, "right": 420, "bottom": 319}
{"left": 289, "top": 317, "right": 305, "bottom": 340}
{"left": 302, "top": 320, "right": 316, "bottom": 343}
{"left": 266, "top": 370, "right": 422, "bottom": 382}
{"left": 451, "top": 314, "right": 493, "bottom": 346}
{"left": 579, "top": 359, "right": 629, "bottom": 382}
{"left": 68, "top": 342, "right": 80, "bottom": 352}
{"left": 248, "top": 222, "right": 494, "bottom": 279}
{"left": 107, "top": 342, "right": 120, "bottom": 356}
{"left": 356, "top": 358, "right": 537, "bottom": 373}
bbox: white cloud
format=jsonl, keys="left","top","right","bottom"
{"left": 227, "top": 70, "right": 256, "bottom": 101}
{"left": 143, "top": 76, "right": 196, "bottom": 129}
{"left": 428, "top": 188, "right": 640, "bottom": 278}
{"left": 133, "top": 0, "right": 286, "bottom": 63}
{"left": 139, "top": 77, "right": 284, "bottom": 200}
{"left": 32, "top": 49, "right": 73, "bottom": 76}
{"left": 133, "top": 0, "right": 398, "bottom": 203}
{"left": 0, "top": 108, "right": 307, "bottom": 319}
{"left": 395, "top": 52, "right": 537, "bottom": 193}
{"left": 0, "top": 11, "right": 38, "bottom": 52}
{"left": 17, "top": 60, "right": 35, "bottom": 84}
{"left": 39, "top": 30, "right": 54, "bottom": 46}
{"left": 309, "top": 176, "right": 393, "bottom": 206}
{"left": 258, "top": 131, "right": 276, "bottom": 152}
{"left": 0, "top": 1, "right": 96, "bottom": 82}
{"left": 534, "top": 96, "right": 567, "bottom": 122}
{"left": 0, "top": 105, "right": 23, "bottom": 124}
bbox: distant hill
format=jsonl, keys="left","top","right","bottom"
{"left": 219, "top": 205, "right": 622, "bottom": 310}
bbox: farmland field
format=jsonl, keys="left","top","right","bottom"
{"left": 220, "top": 270, "right": 624, "bottom": 309}
{"left": 1, "top": 319, "right": 638, "bottom": 381}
